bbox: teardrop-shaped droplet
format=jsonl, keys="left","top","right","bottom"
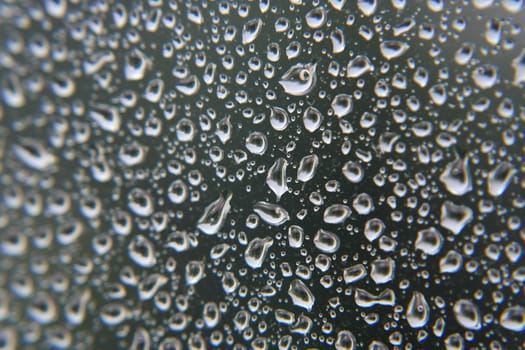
{"left": 197, "top": 192, "right": 232, "bottom": 235}
{"left": 269, "top": 106, "right": 290, "bottom": 131}
{"left": 297, "top": 154, "right": 319, "bottom": 183}
{"left": 487, "top": 162, "right": 516, "bottom": 197}
{"left": 266, "top": 158, "right": 288, "bottom": 201}
{"left": 406, "top": 291, "right": 430, "bottom": 328}
{"left": 244, "top": 236, "right": 273, "bottom": 269}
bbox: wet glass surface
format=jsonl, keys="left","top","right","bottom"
{"left": 0, "top": 0, "right": 524, "bottom": 349}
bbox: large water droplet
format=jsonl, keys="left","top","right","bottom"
{"left": 244, "top": 236, "right": 273, "bottom": 269}
{"left": 487, "top": 162, "right": 516, "bottom": 197}
{"left": 406, "top": 291, "right": 430, "bottom": 328}
{"left": 313, "top": 229, "right": 340, "bottom": 253}
{"left": 453, "top": 299, "right": 482, "bottom": 330}
{"left": 440, "top": 201, "right": 473, "bottom": 235}
{"left": 197, "top": 192, "right": 232, "bottom": 235}
{"left": 242, "top": 18, "right": 263, "bottom": 45}
{"left": 253, "top": 201, "right": 289, "bottom": 226}
{"left": 439, "top": 156, "right": 472, "bottom": 196}
{"left": 279, "top": 62, "right": 317, "bottom": 96}
{"left": 288, "top": 279, "right": 315, "bottom": 311}
{"left": 297, "top": 154, "right": 319, "bottom": 183}
{"left": 267, "top": 158, "right": 288, "bottom": 200}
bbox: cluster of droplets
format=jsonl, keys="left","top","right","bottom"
{"left": 1, "top": 0, "right": 525, "bottom": 349}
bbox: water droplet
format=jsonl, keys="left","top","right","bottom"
{"left": 185, "top": 260, "right": 205, "bottom": 285}
{"left": 197, "top": 192, "right": 232, "bottom": 235}
{"left": 342, "top": 161, "right": 365, "bottom": 183}
{"left": 380, "top": 40, "right": 409, "bottom": 60}
{"left": 355, "top": 288, "right": 396, "bottom": 307}
{"left": 124, "top": 49, "right": 149, "bottom": 81}
{"left": 303, "top": 106, "right": 324, "bottom": 133}
{"left": 343, "top": 264, "right": 367, "bottom": 284}
{"left": 297, "top": 154, "right": 319, "bottom": 183}
{"left": 288, "top": 225, "right": 305, "bottom": 248}
{"left": 364, "top": 218, "right": 385, "bottom": 241}
{"left": 242, "top": 18, "right": 263, "bottom": 45}
{"left": 487, "top": 162, "right": 516, "bottom": 197}
{"left": 357, "top": 0, "right": 378, "bottom": 16}
{"left": 415, "top": 227, "right": 443, "bottom": 255}
{"left": 253, "top": 201, "right": 289, "bottom": 226}
{"left": 245, "top": 131, "right": 268, "bottom": 155}
{"left": 331, "top": 94, "right": 353, "bottom": 118}
{"left": 12, "top": 139, "right": 57, "bottom": 171}
{"left": 500, "top": 306, "right": 525, "bottom": 332}
{"left": 335, "top": 330, "right": 356, "bottom": 350}
{"left": 279, "top": 62, "right": 317, "bottom": 96}
{"left": 128, "top": 235, "right": 156, "bottom": 268}
{"left": 453, "top": 299, "right": 482, "bottom": 330}
{"left": 439, "top": 250, "right": 463, "bottom": 274}
{"left": 511, "top": 49, "right": 525, "bottom": 85}
{"left": 347, "top": 55, "right": 374, "bottom": 78}
{"left": 353, "top": 193, "right": 374, "bottom": 215}
{"left": 323, "top": 204, "right": 351, "bottom": 224}
{"left": 244, "top": 236, "right": 273, "bottom": 269}
{"left": 175, "top": 75, "right": 200, "bottom": 96}
{"left": 88, "top": 104, "right": 121, "bottom": 133}
{"left": 440, "top": 201, "right": 473, "bottom": 235}
{"left": 313, "top": 229, "right": 340, "bottom": 253}
{"left": 128, "top": 188, "right": 154, "bottom": 217}
{"left": 370, "top": 258, "right": 395, "bottom": 284}
{"left": 266, "top": 158, "right": 288, "bottom": 200}
{"left": 406, "top": 291, "right": 430, "bottom": 328}
{"left": 138, "top": 274, "right": 168, "bottom": 301}
{"left": 439, "top": 156, "right": 472, "bottom": 196}
{"left": 472, "top": 64, "right": 498, "bottom": 89}
{"left": 269, "top": 107, "right": 290, "bottom": 131}
{"left": 305, "top": 7, "right": 326, "bottom": 29}
{"left": 288, "top": 279, "right": 315, "bottom": 311}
